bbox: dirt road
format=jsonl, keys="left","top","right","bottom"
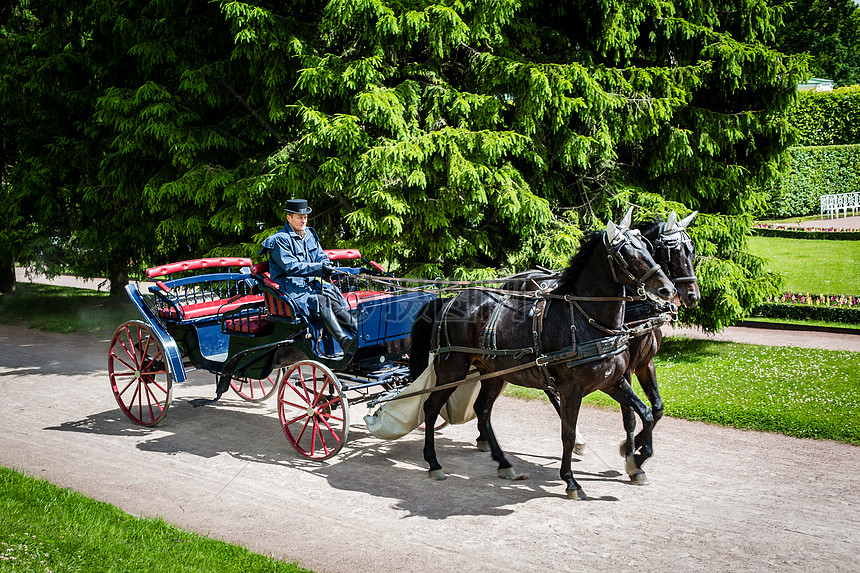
{"left": 1, "top": 324, "right": 858, "bottom": 572}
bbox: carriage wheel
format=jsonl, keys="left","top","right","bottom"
{"left": 230, "top": 368, "right": 283, "bottom": 402}
{"left": 278, "top": 361, "right": 349, "bottom": 460}
{"left": 108, "top": 321, "right": 173, "bottom": 426}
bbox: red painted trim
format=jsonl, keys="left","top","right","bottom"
{"left": 146, "top": 257, "right": 253, "bottom": 278}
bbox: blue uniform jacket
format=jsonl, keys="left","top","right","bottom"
{"left": 259, "top": 225, "right": 332, "bottom": 316}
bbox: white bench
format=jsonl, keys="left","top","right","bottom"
{"left": 820, "top": 192, "right": 860, "bottom": 219}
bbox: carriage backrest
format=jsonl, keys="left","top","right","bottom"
{"left": 145, "top": 258, "right": 262, "bottom": 322}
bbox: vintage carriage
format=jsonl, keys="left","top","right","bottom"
{"left": 108, "top": 250, "right": 435, "bottom": 460}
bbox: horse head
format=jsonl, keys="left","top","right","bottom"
{"left": 655, "top": 210, "right": 699, "bottom": 308}
{"left": 605, "top": 208, "right": 675, "bottom": 303}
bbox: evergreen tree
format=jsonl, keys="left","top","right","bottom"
{"left": 771, "top": 0, "right": 860, "bottom": 87}
{"left": 2, "top": 0, "right": 805, "bottom": 329}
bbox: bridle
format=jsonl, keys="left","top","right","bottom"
{"left": 652, "top": 226, "right": 697, "bottom": 284}
{"left": 603, "top": 227, "right": 663, "bottom": 295}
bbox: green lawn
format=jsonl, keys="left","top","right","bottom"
{"left": 747, "top": 235, "right": 860, "bottom": 295}
{"left": 0, "top": 283, "right": 138, "bottom": 334}
{"left": 506, "top": 337, "right": 860, "bottom": 444}
{"left": 0, "top": 466, "right": 308, "bottom": 573}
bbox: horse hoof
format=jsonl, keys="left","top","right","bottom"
{"left": 428, "top": 469, "right": 447, "bottom": 481}
{"left": 566, "top": 487, "right": 587, "bottom": 500}
{"left": 629, "top": 470, "right": 649, "bottom": 486}
{"left": 476, "top": 440, "right": 491, "bottom": 452}
{"left": 498, "top": 468, "right": 529, "bottom": 480}
{"left": 574, "top": 442, "right": 586, "bottom": 456}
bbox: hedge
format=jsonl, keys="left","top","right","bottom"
{"left": 761, "top": 144, "right": 860, "bottom": 218}
{"left": 788, "top": 86, "right": 860, "bottom": 146}
{"left": 751, "top": 227, "right": 860, "bottom": 241}
{"left": 751, "top": 303, "right": 860, "bottom": 325}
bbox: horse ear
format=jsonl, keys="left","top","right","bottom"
{"left": 679, "top": 211, "right": 698, "bottom": 229}
{"left": 620, "top": 206, "right": 633, "bottom": 229}
{"left": 606, "top": 220, "right": 620, "bottom": 243}
{"left": 665, "top": 210, "right": 678, "bottom": 231}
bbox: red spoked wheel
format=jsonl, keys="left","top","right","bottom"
{"left": 278, "top": 361, "right": 349, "bottom": 460}
{"left": 108, "top": 321, "right": 174, "bottom": 426}
{"left": 230, "top": 368, "right": 283, "bottom": 402}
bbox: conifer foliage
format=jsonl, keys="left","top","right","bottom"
{"left": 1, "top": 0, "right": 806, "bottom": 329}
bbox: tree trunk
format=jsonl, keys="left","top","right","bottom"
{"left": 108, "top": 264, "right": 129, "bottom": 298}
{"left": 0, "top": 256, "right": 15, "bottom": 294}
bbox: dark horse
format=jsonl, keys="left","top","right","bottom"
{"left": 500, "top": 210, "right": 699, "bottom": 484}
{"left": 409, "top": 214, "right": 676, "bottom": 499}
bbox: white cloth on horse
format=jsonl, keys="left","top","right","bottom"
{"left": 364, "top": 362, "right": 502, "bottom": 440}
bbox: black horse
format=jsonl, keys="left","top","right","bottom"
{"left": 409, "top": 214, "right": 675, "bottom": 499}
{"left": 499, "top": 210, "right": 699, "bottom": 483}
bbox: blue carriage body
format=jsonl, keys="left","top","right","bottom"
{"left": 123, "top": 254, "right": 435, "bottom": 384}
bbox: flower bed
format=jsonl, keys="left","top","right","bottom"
{"left": 751, "top": 224, "right": 860, "bottom": 240}
{"left": 776, "top": 292, "right": 859, "bottom": 307}
{"left": 751, "top": 293, "right": 860, "bottom": 325}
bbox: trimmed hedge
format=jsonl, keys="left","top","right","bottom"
{"left": 751, "top": 227, "right": 860, "bottom": 241}
{"left": 789, "top": 86, "right": 860, "bottom": 146}
{"left": 751, "top": 303, "right": 860, "bottom": 325}
{"left": 760, "top": 87, "right": 860, "bottom": 218}
{"left": 761, "top": 144, "right": 860, "bottom": 218}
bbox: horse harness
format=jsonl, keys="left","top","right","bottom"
{"left": 389, "top": 228, "right": 677, "bottom": 403}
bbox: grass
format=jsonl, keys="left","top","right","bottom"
{"left": 0, "top": 283, "right": 138, "bottom": 334}
{"left": 505, "top": 337, "right": 860, "bottom": 445}
{"left": 0, "top": 466, "right": 308, "bottom": 573}
{"left": 747, "top": 235, "right": 860, "bottom": 295}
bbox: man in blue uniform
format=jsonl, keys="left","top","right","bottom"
{"left": 260, "top": 199, "right": 357, "bottom": 350}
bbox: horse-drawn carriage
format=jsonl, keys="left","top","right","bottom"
{"left": 108, "top": 209, "right": 699, "bottom": 499}
{"left": 107, "top": 249, "right": 435, "bottom": 460}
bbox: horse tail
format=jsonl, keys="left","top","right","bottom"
{"left": 409, "top": 297, "right": 447, "bottom": 380}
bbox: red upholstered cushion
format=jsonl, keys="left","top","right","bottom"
{"left": 157, "top": 294, "right": 264, "bottom": 321}
{"left": 223, "top": 314, "right": 270, "bottom": 334}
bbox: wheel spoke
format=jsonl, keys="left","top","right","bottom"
{"left": 110, "top": 348, "right": 138, "bottom": 373}
{"left": 116, "top": 332, "right": 138, "bottom": 365}
{"left": 293, "top": 414, "right": 313, "bottom": 445}
{"left": 116, "top": 377, "right": 138, "bottom": 398}
{"left": 283, "top": 380, "right": 311, "bottom": 405}
{"left": 142, "top": 383, "right": 165, "bottom": 419}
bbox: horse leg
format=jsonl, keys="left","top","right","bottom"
{"left": 558, "top": 391, "right": 587, "bottom": 500}
{"left": 636, "top": 359, "right": 663, "bottom": 424}
{"left": 544, "top": 389, "right": 586, "bottom": 455}
{"left": 619, "top": 403, "right": 637, "bottom": 459}
{"left": 476, "top": 379, "right": 509, "bottom": 452}
{"left": 472, "top": 380, "right": 522, "bottom": 479}
{"left": 605, "top": 379, "right": 654, "bottom": 485}
{"left": 619, "top": 362, "right": 661, "bottom": 456}
{"left": 423, "top": 357, "right": 468, "bottom": 481}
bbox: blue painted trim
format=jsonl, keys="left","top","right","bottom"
{"left": 124, "top": 284, "right": 188, "bottom": 384}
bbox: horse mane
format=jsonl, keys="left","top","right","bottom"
{"left": 553, "top": 231, "right": 605, "bottom": 293}
{"left": 630, "top": 216, "right": 666, "bottom": 237}
{"left": 633, "top": 219, "right": 663, "bottom": 242}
